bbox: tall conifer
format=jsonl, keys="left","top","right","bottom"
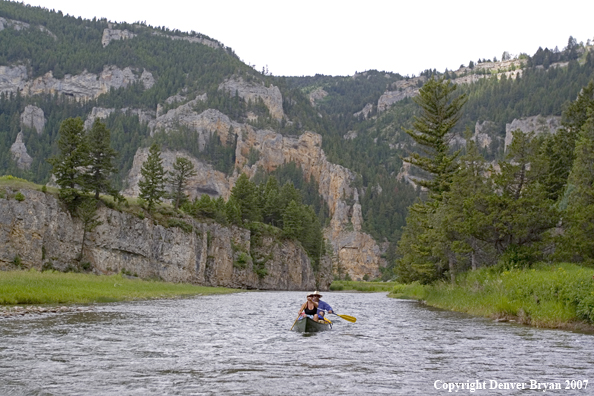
{"left": 139, "top": 143, "right": 166, "bottom": 212}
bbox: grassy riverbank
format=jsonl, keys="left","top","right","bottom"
{"left": 330, "top": 280, "right": 398, "bottom": 292}
{"left": 389, "top": 263, "right": 594, "bottom": 329}
{"left": 0, "top": 270, "right": 239, "bottom": 305}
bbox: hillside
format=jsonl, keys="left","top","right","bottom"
{"left": 1, "top": 1, "right": 593, "bottom": 280}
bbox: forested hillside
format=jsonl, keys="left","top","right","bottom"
{"left": 1, "top": 1, "right": 593, "bottom": 280}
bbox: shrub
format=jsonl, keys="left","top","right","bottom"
{"left": 12, "top": 255, "right": 23, "bottom": 267}
{"left": 80, "top": 262, "right": 92, "bottom": 271}
{"left": 41, "top": 261, "right": 55, "bottom": 271}
{"left": 41, "top": 185, "right": 47, "bottom": 193}
{"left": 14, "top": 192, "right": 25, "bottom": 202}
{"left": 234, "top": 252, "right": 250, "bottom": 269}
{"left": 167, "top": 218, "right": 193, "bottom": 233}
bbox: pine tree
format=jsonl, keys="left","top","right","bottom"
{"left": 169, "top": 157, "right": 197, "bottom": 210}
{"left": 559, "top": 116, "right": 594, "bottom": 263}
{"left": 85, "top": 119, "right": 118, "bottom": 200}
{"left": 282, "top": 200, "right": 304, "bottom": 239}
{"left": 402, "top": 77, "right": 467, "bottom": 199}
{"left": 139, "top": 143, "right": 166, "bottom": 212}
{"left": 230, "top": 173, "right": 260, "bottom": 222}
{"left": 48, "top": 117, "right": 88, "bottom": 206}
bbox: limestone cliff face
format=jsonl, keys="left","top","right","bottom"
{"left": 219, "top": 77, "right": 284, "bottom": 121}
{"left": 0, "top": 189, "right": 327, "bottom": 290}
{"left": 123, "top": 148, "right": 230, "bottom": 200}
{"left": 0, "top": 65, "right": 155, "bottom": 100}
{"left": 101, "top": 28, "right": 136, "bottom": 47}
{"left": 20, "top": 105, "right": 45, "bottom": 134}
{"left": 505, "top": 115, "right": 561, "bottom": 150}
{"left": 378, "top": 77, "right": 426, "bottom": 112}
{"left": 124, "top": 125, "right": 384, "bottom": 280}
{"left": 309, "top": 87, "right": 328, "bottom": 106}
{"left": 84, "top": 107, "right": 115, "bottom": 129}
{"left": 0, "top": 65, "right": 28, "bottom": 94}
{"left": 235, "top": 128, "right": 384, "bottom": 280}
{"left": 152, "top": 32, "right": 221, "bottom": 49}
{"left": 149, "top": 104, "right": 239, "bottom": 150}
{"left": 353, "top": 103, "right": 373, "bottom": 119}
{"left": 0, "top": 17, "right": 56, "bottom": 39}
{"left": 10, "top": 132, "right": 33, "bottom": 170}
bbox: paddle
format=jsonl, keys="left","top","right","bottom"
{"left": 290, "top": 311, "right": 302, "bottom": 330}
{"left": 331, "top": 313, "right": 357, "bottom": 323}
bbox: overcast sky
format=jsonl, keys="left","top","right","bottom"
{"left": 22, "top": 0, "right": 594, "bottom": 77}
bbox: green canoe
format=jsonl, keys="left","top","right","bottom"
{"left": 292, "top": 316, "right": 332, "bottom": 332}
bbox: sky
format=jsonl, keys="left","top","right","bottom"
{"left": 21, "top": 0, "right": 594, "bottom": 77}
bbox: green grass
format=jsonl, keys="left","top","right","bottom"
{"left": 389, "top": 263, "right": 594, "bottom": 329}
{"left": 0, "top": 270, "right": 239, "bottom": 305}
{"left": 330, "top": 280, "right": 398, "bottom": 292}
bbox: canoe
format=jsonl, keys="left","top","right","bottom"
{"left": 292, "top": 316, "right": 332, "bottom": 332}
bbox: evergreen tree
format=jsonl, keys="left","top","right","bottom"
{"left": 138, "top": 143, "right": 166, "bottom": 212}
{"left": 169, "top": 157, "right": 197, "bottom": 210}
{"left": 85, "top": 119, "right": 118, "bottom": 200}
{"left": 47, "top": 117, "right": 88, "bottom": 206}
{"left": 402, "top": 77, "right": 467, "bottom": 199}
{"left": 230, "top": 173, "right": 261, "bottom": 222}
{"left": 282, "top": 200, "right": 304, "bottom": 239}
{"left": 76, "top": 197, "right": 102, "bottom": 264}
{"left": 558, "top": 115, "right": 594, "bottom": 264}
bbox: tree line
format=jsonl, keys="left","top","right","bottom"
{"left": 394, "top": 78, "right": 594, "bottom": 283}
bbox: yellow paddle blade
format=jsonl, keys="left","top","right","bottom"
{"left": 334, "top": 313, "right": 356, "bottom": 323}
{"left": 322, "top": 317, "right": 332, "bottom": 324}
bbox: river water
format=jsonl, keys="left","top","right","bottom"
{"left": 1, "top": 292, "right": 593, "bottom": 395}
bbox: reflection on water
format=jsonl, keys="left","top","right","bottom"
{"left": 1, "top": 292, "right": 593, "bottom": 395}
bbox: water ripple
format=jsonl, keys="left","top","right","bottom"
{"left": 1, "top": 292, "right": 593, "bottom": 395}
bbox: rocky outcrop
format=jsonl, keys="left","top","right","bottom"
{"left": 378, "top": 77, "right": 426, "bottom": 112}
{"left": 0, "top": 17, "right": 56, "bottom": 39}
{"left": 123, "top": 148, "right": 231, "bottom": 200}
{"left": 20, "top": 105, "right": 45, "bottom": 134}
{"left": 152, "top": 32, "right": 221, "bottom": 49}
{"left": 0, "top": 189, "right": 328, "bottom": 290}
{"left": 473, "top": 121, "right": 496, "bottom": 149}
{"left": 124, "top": 125, "right": 384, "bottom": 280}
{"left": 149, "top": 104, "right": 238, "bottom": 150}
{"left": 101, "top": 28, "right": 136, "bottom": 47}
{"left": 309, "top": 87, "right": 328, "bottom": 106}
{"left": 235, "top": 128, "right": 383, "bottom": 280}
{"left": 84, "top": 107, "right": 115, "bottom": 129}
{"left": 219, "top": 77, "right": 284, "bottom": 120}
{"left": 10, "top": 132, "right": 33, "bottom": 170}
{"left": 354, "top": 103, "right": 373, "bottom": 119}
{"left": 343, "top": 130, "right": 358, "bottom": 140}
{"left": 0, "top": 65, "right": 28, "bottom": 94}
{"left": 0, "top": 65, "right": 155, "bottom": 100}
{"left": 505, "top": 115, "right": 561, "bottom": 150}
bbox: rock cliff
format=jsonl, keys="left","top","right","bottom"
{"left": 0, "top": 65, "right": 155, "bottom": 100}
{"left": 20, "top": 105, "right": 45, "bottom": 134}
{"left": 101, "top": 28, "right": 136, "bottom": 47}
{"left": 219, "top": 77, "right": 284, "bottom": 121}
{"left": 378, "top": 77, "right": 425, "bottom": 112}
{"left": 124, "top": 122, "right": 385, "bottom": 280}
{"left": 505, "top": 115, "right": 561, "bottom": 150}
{"left": 9, "top": 132, "right": 33, "bottom": 170}
{"left": 308, "top": 87, "right": 328, "bottom": 106}
{"left": 123, "top": 148, "right": 230, "bottom": 200}
{"left": 0, "top": 188, "right": 329, "bottom": 290}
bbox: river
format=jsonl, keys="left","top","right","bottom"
{"left": 1, "top": 292, "right": 593, "bottom": 395}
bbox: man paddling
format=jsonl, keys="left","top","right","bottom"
{"left": 310, "top": 291, "right": 333, "bottom": 322}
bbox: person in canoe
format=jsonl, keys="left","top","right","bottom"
{"left": 310, "top": 291, "right": 333, "bottom": 323}
{"left": 298, "top": 292, "right": 320, "bottom": 321}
